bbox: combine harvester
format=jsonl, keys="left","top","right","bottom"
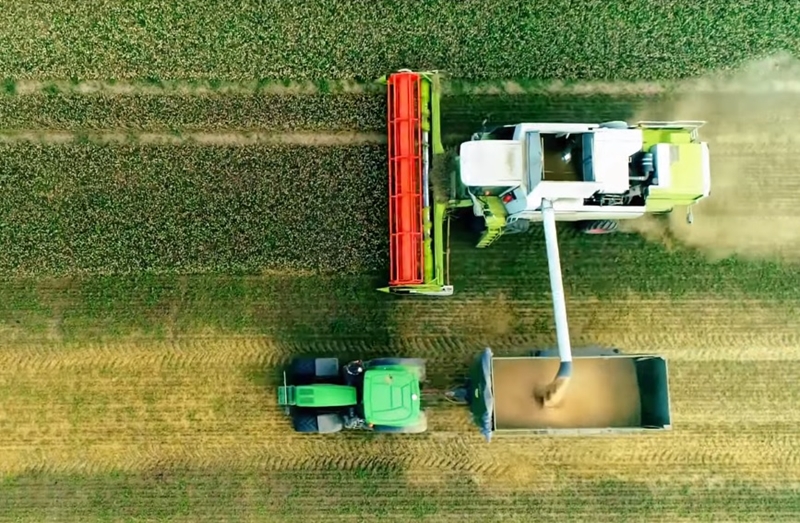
{"left": 378, "top": 69, "right": 711, "bottom": 297}
{"left": 286, "top": 69, "right": 710, "bottom": 441}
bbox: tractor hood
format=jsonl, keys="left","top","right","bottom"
{"left": 362, "top": 368, "right": 421, "bottom": 427}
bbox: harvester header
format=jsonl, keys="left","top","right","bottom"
{"left": 378, "top": 70, "right": 452, "bottom": 296}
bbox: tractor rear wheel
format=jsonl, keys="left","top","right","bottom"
{"left": 292, "top": 412, "right": 344, "bottom": 434}
{"left": 290, "top": 358, "right": 317, "bottom": 384}
{"left": 577, "top": 220, "right": 618, "bottom": 235}
{"left": 292, "top": 413, "right": 319, "bottom": 433}
{"left": 367, "top": 358, "right": 426, "bottom": 382}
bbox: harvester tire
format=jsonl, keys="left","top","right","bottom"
{"left": 290, "top": 358, "right": 317, "bottom": 384}
{"left": 292, "top": 413, "right": 320, "bottom": 433}
{"left": 599, "top": 120, "right": 629, "bottom": 129}
{"left": 578, "top": 220, "right": 618, "bottom": 235}
{"left": 367, "top": 358, "right": 426, "bottom": 382}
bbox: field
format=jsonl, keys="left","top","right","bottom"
{"left": 2, "top": 2, "right": 800, "bottom": 522}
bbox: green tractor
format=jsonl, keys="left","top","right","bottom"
{"left": 277, "top": 356, "right": 428, "bottom": 434}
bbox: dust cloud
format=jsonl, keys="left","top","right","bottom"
{"left": 621, "top": 53, "right": 800, "bottom": 263}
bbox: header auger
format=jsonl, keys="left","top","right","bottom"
{"left": 377, "top": 70, "right": 452, "bottom": 296}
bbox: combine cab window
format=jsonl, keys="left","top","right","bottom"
{"left": 488, "top": 126, "right": 516, "bottom": 140}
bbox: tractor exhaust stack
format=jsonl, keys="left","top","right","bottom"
{"left": 535, "top": 198, "right": 573, "bottom": 408}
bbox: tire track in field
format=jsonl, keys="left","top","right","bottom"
{"left": 0, "top": 129, "right": 386, "bottom": 146}
{"left": 1, "top": 129, "right": 797, "bottom": 148}
{"left": 1, "top": 335, "right": 800, "bottom": 478}
{"left": 8, "top": 56, "right": 800, "bottom": 98}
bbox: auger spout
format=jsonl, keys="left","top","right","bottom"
{"left": 535, "top": 198, "right": 573, "bottom": 408}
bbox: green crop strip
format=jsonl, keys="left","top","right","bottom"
{"left": 2, "top": 468, "right": 798, "bottom": 522}
{"left": 0, "top": 2, "right": 797, "bottom": 80}
{"left": 0, "top": 143, "right": 387, "bottom": 275}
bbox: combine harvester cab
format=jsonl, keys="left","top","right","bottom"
{"left": 451, "top": 347, "right": 672, "bottom": 442}
{"left": 377, "top": 70, "right": 452, "bottom": 296}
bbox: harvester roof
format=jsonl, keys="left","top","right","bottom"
{"left": 460, "top": 140, "right": 525, "bottom": 187}
{"left": 649, "top": 142, "right": 711, "bottom": 199}
{"left": 362, "top": 368, "right": 421, "bottom": 426}
{"left": 459, "top": 127, "right": 644, "bottom": 200}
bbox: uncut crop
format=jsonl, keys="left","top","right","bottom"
{"left": 0, "top": 143, "right": 387, "bottom": 275}
{"left": 0, "top": 1, "right": 796, "bottom": 81}
{"left": 0, "top": 93, "right": 385, "bottom": 132}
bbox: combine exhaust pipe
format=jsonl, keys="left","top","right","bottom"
{"left": 536, "top": 198, "right": 573, "bottom": 408}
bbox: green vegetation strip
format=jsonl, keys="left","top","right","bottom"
{"left": 0, "top": 93, "right": 385, "bottom": 131}
{"left": 0, "top": 1, "right": 797, "bottom": 80}
{"left": 0, "top": 143, "right": 386, "bottom": 275}
{"left": 1, "top": 246, "right": 798, "bottom": 344}
{"left": 2, "top": 468, "right": 798, "bottom": 522}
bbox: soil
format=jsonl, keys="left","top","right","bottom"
{"left": 491, "top": 357, "right": 642, "bottom": 429}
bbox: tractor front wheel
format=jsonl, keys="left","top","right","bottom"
{"left": 577, "top": 220, "right": 618, "bottom": 235}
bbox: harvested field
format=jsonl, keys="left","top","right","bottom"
{"left": 1, "top": 4, "right": 800, "bottom": 519}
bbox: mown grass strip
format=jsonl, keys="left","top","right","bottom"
{"left": 0, "top": 2, "right": 797, "bottom": 80}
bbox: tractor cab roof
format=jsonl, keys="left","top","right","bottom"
{"left": 362, "top": 368, "right": 421, "bottom": 427}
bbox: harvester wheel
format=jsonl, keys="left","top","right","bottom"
{"left": 599, "top": 120, "right": 629, "bottom": 129}
{"left": 372, "top": 411, "right": 428, "bottom": 434}
{"left": 577, "top": 220, "right": 618, "bottom": 235}
{"left": 367, "top": 358, "right": 426, "bottom": 382}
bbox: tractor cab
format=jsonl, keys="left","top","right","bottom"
{"left": 279, "top": 357, "right": 427, "bottom": 434}
{"left": 361, "top": 367, "right": 422, "bottom": 427}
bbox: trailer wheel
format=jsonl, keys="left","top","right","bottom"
{"left": 578, "top": 220, "right": 618, "bottom": 235}
{"left": 367, "top": 358, "right": 426, "bottom": 382}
